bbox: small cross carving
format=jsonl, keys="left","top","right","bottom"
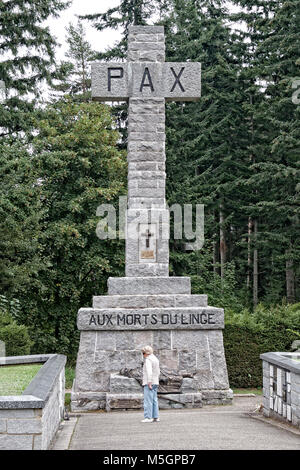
{"left": 142, "top": 228, "right": 153, "bottom": 249}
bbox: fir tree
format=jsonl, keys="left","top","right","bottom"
{"left": 0, "top": 0, "right": 68, "bottom": 135}
{"left": 51, "top": 20, "right": 96, "bottom": 100}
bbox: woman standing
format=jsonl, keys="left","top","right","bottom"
{"left": 141, "top": 345, "right": 160, "bottom": 423}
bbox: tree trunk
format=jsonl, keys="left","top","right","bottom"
{"left": 253, "top": 219, "right": 258, "bottom": 308}
{"left": 286, "top": 249, "right": 295, "bottom": 303}
{"left": 247, "top": 217, "right": 252, "bottom": 289}
{"left": 219, "top": 203, "right": 226, "bottom": 280}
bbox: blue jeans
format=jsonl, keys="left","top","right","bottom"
{"left": 143, "top": 385, "right": 159, "bottom": 419}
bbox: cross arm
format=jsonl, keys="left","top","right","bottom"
{"left": 91, "top": 62, "right": 201, "bottom": 102}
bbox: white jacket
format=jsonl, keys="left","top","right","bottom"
{"left": 142, "top": 354, "right": 160, "bottom": 386}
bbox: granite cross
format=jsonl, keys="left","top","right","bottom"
{"left": 91, "top": 25, "right": 201, "bottom": 278}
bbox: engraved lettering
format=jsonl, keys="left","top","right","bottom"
{"left": 181, "top": 314, "right": 189, "bottom": 325}
{"left": 170, "top": 67, "right": 185, "bottom": 92}
{"left": 117, "top": 314, "right": 126, "bottom": 325}
{"left": 108, "top": 67, "right": 124, "bottom": 92}
{"left": 140, "top": 67, "right": 154, "bottom": 92}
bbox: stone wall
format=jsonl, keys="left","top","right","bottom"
{"left": 71, "top": 326, "right": 232, "bottom": 411}
{"left": 261, "top": 352, "right": 300, "bottom": 429}
{"left": 0, "top": 354, "right": 66, "bottom": 450}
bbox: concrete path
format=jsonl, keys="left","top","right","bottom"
{"left": 52, "top": 396, "right": 300, "bottom": 450}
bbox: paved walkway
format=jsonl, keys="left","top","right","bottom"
{"left": 52, "top": 396, "right": 300, "bottom": 450}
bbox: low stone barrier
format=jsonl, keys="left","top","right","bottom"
{"left": 0, "top": 354, "right": 66, "bottom": 450}
{"left": 260, "top": 352, "right": 300, "bottom": 429}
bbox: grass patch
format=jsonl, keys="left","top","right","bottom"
{"left": 233, "top": 388, "right": 262, "bottom": 395}
{"left": 0, "top": 363, "right": 43, "bottom": 396}
{"left": 65, "top": 392, "right": 71, "bottom": 409}
{"left": 65, "top": 367, "right": 75, "bottom": 390}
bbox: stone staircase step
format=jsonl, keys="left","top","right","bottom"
{"left": 107, "top": 277, "right": 191, "bottom": 295}
{"left": 92, "top": 294, "right": 207, "bottom": 309}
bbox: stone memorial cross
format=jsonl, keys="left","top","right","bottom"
{"left": 72, "top": 26, "right": 231, "bottom": 413}
{"left": 92, "top": 25, "right": 201, "bottom": 277}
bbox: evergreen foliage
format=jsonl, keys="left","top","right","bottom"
{"left": 0, "top": 0, "right": 68, "bottom": 135}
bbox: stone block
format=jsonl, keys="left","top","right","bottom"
{"left": 0, "top": 419, "right": 6, "bottom": 432}
{"left": 93, "top": 295, "right": 148, "bottom": 309}
{"left": 91, "top": 62, "right": 129, "bottom": 102}
{"left": 172, "top": 330, "right": 208, "bottom": 350}
{"left": 128, "top": 151, "right": 165, "bottom": 163}
{"left": 115, "top": 332, "right": 134, "bottom": 350}
{"left": 128, "top": 26, "right": 164, "bottom": 35}
{"left": 153, "top": 331, "right": 171, "bottom": 350}
{"left": 129, "top": 162, "right": 166, "bottom": 171}
{"left": 110, "top": 375, "right": 142, "bottom": 393}
{"left": 147, "top": 296, "right": 175, "bottom": 308}
{"left": 107, "top": 277, "right": 191, "bottom": 295}
{"left": 128, "top": 170, "right": 165, "bottom": 180}
{"left": 129, "top": 131, "right": 165, "bottom": 143}
{"left": 129, "top": 113, "right": 165, "bottom": 125}
{"left": 106, "top": 351, "right": 126, "bottom": 370}
{"left": 194, "top": 371, "right": 215, "bottom": 390}
{"left": 106, "top": 393, "right": 143, "bottom": 410}
{"left": 128, "top": 197, "right": 166, "bottom": 208}
{"left": 92, "top": 371, "right": 110, "bottom": 392}
{"left": 7, "top": 418, "right": 42, "bottom": 435}
{"left": 33, "top": 435, "right": 42, "bottom": 450}
{"left": 124, "top": 351, "right": 142, "bottom": 369}
{"left": 71, "top": 399, "right": 105, "bottom": 412}
{"left": 164, "top": 62, "right": 201, "bottom": 101}
{"left": 158, "top": 350, "right": 178, "bottom": 370}
{"left": 93, "top": 351, "right": 109, "bottom": 369}
{"left": 126, "top": 263, "right": 169, "bottom": 277}
{"left": 158, "top": 393, "right": 202, "bottom": 409}
{"left": 92, "top": 62, "right": 201, "bottom": 102}
{"left": 175, "top": 294, "right": 207, "bottom": 308}
{"left": 128, "top": 187, "right": 165, "bottom": 199}
{"left": 0, "top": 409, "right": 35, "bottom": 418}
{"left": 207, "top": 331, "right": 229, "bottom": 389}
{"left": 132, "top": 331, "right": 153, "bottom": 350}
{"left": 179, "top": 351, "right": 196, "bottom": 371}
{"left": 181, "top": 378, "right": 198, "bottom": 393}
{"left": 76, "top": 331, "right": 96, "bottom": 355}
{"left": 128, "top": 141, "right": 165, "bottom": 154}
{"left": 0, "top": 434, "right": 33, "bottom": 450}
{"left": 95, "top": 331, "right": 116, "bottom": 351}
{"left": 196, "top": 347, "right": 211, "bottom": 370}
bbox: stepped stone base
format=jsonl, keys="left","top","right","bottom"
{"left": 72, "top": 276, "right": 232, "bottom": 412}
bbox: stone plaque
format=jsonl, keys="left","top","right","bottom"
{"left": 139, "top": 223, "right": 156, "bottom": 263}
{"left": 91, "top": 62, "right": 201, "bottom": 102}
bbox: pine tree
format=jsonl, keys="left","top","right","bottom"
{"left": 81, "top": 0, "right": 168, "bottom": 60}
{"left": 51, "top": 20, "right": 96, "bottom": 100}
{"left": 162, "top": 0, "right": 250, "bottom": 295}
{"left": 0, "top": 0, "right": 68, "bottom": 135}
{"left": 232, "top": 0, "right": 300, "bottom": 303}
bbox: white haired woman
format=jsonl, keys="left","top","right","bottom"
{"left": 141, "top": 345, "right": 160, "bottom": 423}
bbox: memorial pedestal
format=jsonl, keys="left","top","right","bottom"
{"left": 71, "top": 277, "right": 232, "bottom": 411}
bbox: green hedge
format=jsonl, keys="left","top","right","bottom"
{"left": 0, "top": 308, "right": 32, "bottom": 357}
{"left": 0, "top": 323, "right": 32, "bottom": 356}
{"left": 223, "top": 303, "right": 300, "bottom": 388}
